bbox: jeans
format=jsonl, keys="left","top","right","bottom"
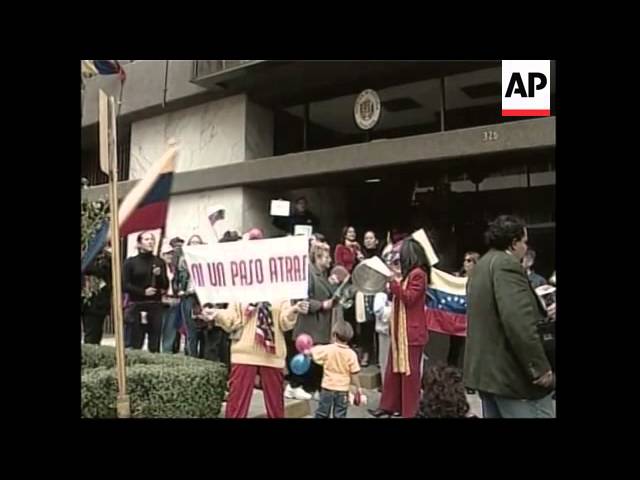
{"left": 181, "top": 296, "right": 200, "bottom": 357}
{"left": 161, "top": 303, "right": 180, "bottom": 353}
{"left": 315, "top": 389, "right": 349, "bottom": 418}
{"left": 479, "top": 391, "right": 555, "bottom": 418}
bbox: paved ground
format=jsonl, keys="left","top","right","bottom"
{"left": 96, "top": 336, "right": 555, "bottom": 418}
{"left": 301, "top": 387, "right": 484, "bottom": 418}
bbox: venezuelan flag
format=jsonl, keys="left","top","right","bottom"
{"left": 426, "top": 268, "right": 468, "bottom": 337}
{"left": 81, "top": 147, "right": 177, "bottom": 273}
{"left": 118, "top": 147, "right": 177, "bottom": 237}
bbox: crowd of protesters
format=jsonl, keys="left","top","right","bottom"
{"left": 81, "top": 196, "right": 556, "bottom": 418}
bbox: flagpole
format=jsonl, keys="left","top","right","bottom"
{"left": 99, "top": 89, "right": 130, "bottom": 418}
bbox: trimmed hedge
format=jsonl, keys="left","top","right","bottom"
{"left": 81, "top": 345, "right": 227, "bottom": 418}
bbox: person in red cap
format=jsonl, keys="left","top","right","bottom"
{"left": 245, "top": 227, "right": 264, "bottom": 240}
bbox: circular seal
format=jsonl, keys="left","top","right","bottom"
{"left": 354, "top": 89, "right": 381, "bottom": 131}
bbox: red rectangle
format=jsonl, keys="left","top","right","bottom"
{"left": 502, "top": 109, "right": 550, "bottom": 117}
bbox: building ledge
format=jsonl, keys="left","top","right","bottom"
{"left": 81, "top": 117, "right": 555, "bottom": 202}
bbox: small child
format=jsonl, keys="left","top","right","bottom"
{"left": 310, "top": 321, "right": 363, "bottom": 419}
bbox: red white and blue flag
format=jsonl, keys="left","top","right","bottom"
{"left": 411, "top": 229, "right": 469, "bottom": 337}
{"left": 119, "top": 153, "right": 175, "bottom": 237}
{"left": 426, "top": 269, "right": 468, "bottom": 337}
{"left": 81, "top": 147, "right": 177, "bottom": 273}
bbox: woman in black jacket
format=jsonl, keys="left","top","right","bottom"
{"left": 122, "top": 232, "right": 169, "bottom": 353}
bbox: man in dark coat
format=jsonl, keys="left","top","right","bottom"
{"left": 272, "top": 196, "right": 320, "bottom": 235}
{"left": 464, "top": 215, "right": 554, "bottom": 418}
{"left": 82, "top": 251, "right": 112, "bottom": 345}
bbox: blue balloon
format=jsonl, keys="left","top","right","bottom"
{"left": 290, "top": 353, "right": 311, "bottom": 375}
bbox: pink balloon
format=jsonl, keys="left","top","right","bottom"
{"left": 295, "top": 334, "right": 314, "bottom": 353}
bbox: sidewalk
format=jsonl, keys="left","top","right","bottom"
{"left": 92, "top": 337, "right": 554, "bottom": 418}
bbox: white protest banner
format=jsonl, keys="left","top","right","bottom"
{"left": 183, "top": 235, "right": 309, "bottom": 304}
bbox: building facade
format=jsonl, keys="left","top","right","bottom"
{"left": 81, "top": 60, "right": 556, "bottom": 276}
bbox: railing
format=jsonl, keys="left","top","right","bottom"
{"left": 81, "top": 131, "right": 131, "bottom": 187}
{"left": 191, "top": 60, "right": 259, "bottom": 80}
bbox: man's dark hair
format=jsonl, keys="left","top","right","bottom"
{"left": 312, "top": 232, "right": 326, "bottom": 243}
{"left": 219, "top": 231, "right": 241, "bottom": 243}
{"left": 419, "top": 363, "right": 470, "bottom": 418}
{"left": 169, "top": 237, "right": 185, "bottom": 247}
{"left": 295, "top": 196, "right": 307, "bottom": 204}
{"left": 484, "top": 215, "right": 527, "bottom": 251}
{"left": 400, "top": 238, "right": 431, "bottom": 280}
{"left": 332, "top": 320, "right": 354, "bottom": 343}
{"left": 136, "top": 231, "right": 154, "bottom": 243}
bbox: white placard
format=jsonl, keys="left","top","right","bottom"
{"left": 183, "top": 235, "right": 309, "bottom": 304}
{"left": 294, "top": 224, "right": 313, "bottom": 236}
{"left": 270, "top": 199, "right": 291, "bottom": 217}
{"left": 412, "top": 229, "right": 440, "bottom": 266}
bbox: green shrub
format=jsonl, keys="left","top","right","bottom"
{"left": 81, "top": 345, "right": 227, "bottom": 418}
{"left": 81, "top": 344, "right": 217, "bottom": 371}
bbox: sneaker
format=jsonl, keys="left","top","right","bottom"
{"left": 294, "top": 387, "right": 313, "bottom": 400}
{"left": 285, "top": 385, "right": 312, "bottom": 400}
{"left": 284, "top": 384, "right": 296, "bottom": 399}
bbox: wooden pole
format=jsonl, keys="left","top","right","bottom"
{"left": 99, "top": 90, "right": 130, "bottom": 418}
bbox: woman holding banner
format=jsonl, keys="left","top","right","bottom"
{"left": 206, "top": 299, "right": 309, "bottom": 418}
{"left": 201, "top": 228, "right": 310, "bottom": 418}
{"left": 286, "top": 245, "right": 337, "bottom": 401}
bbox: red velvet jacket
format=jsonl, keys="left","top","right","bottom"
{"left": 334, "top": 243, "right": 359, "bottom": 273}
{"left": 389, "top": 267, "right": 429, "bottom": 346}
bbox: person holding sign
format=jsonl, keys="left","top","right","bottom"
{"left": 369, "top": 238, "right": 430, "bottom": 418}
{"left": 205, "top": 299, "right": 309, "bottom": 418}
{"left": 200, "top": 224, "right": 310, "bottom": 418}
{"left": 286, "top": 245, "right": 337, "bottom": 400}
{"left": 272, "top": 196, "right": 319, "bottom": 236}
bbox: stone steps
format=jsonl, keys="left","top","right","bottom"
{"left": 359, "top": 365, "right": 382, "bottom": 390}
